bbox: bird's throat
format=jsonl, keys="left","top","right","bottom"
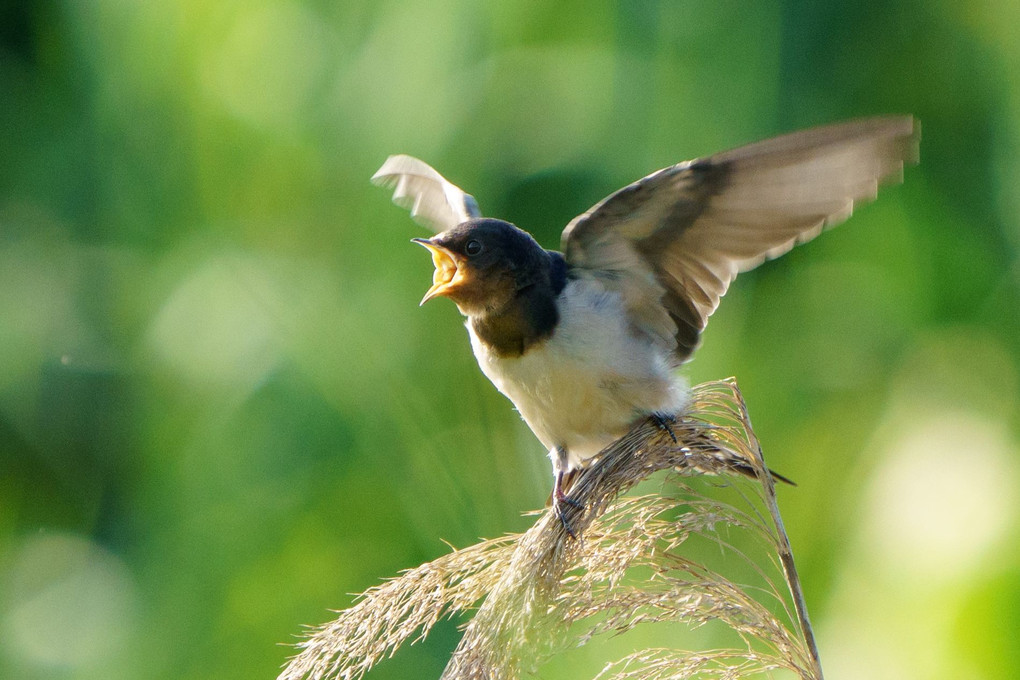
{"left": 469, "top": 287, "right": 559, "bottom": 358}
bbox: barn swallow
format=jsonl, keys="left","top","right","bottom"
{"left": 373, "top": 117, "right": 918, "bottom": 531}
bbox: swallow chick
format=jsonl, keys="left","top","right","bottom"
{"left": 373, "top": 117, "right": 918, "bottom": 534}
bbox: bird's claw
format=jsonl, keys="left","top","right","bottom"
{"left": 555, "top": 490, "right": 583, "bottom": 509}
{"left": 553, "top": 496, "right": 579, "bottom": 539}
{"left": 652, "top": 412, "right": 679, "bottom": 444}
{"left": 552, "top": 467, "right": 583, "bottom": 539}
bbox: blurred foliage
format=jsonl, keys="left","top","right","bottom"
{"left": 1, "top": 1, "right": 1018, "bottom": 679}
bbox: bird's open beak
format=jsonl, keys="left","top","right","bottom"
{"left": 412, "top": 238, "right": 467, "bottom": 305}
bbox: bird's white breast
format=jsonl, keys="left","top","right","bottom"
{"left": 468, "top": 278, "right": 689, "bottom": 470}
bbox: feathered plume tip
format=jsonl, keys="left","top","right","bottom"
{"left": 279, "top": 379, "right": 823, "bottom": 680}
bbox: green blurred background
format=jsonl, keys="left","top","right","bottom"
{"left": 2, "top": 0, "right": 1018, "bottom": 678}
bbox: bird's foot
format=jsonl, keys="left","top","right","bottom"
{"left": 553, "top": 467, "right": 583, "bottom": 539}
{"left": 553, "top": 494, "right": 581, "bottom": 539}
{"left": 652, "top": 412, "right": 679, "bottom": 444}
{"left": 554, "top": 487, "right": 583, "bottom": 509}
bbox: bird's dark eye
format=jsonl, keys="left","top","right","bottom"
{"left": 465, "top": 240, "right": 483, "bottom": 256}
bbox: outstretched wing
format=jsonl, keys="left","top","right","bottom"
{"left": 372, "top": 155, "right": 482, "bottom": 232}
{"left": 561, "top": 116, "right": 919, "bottom": 365}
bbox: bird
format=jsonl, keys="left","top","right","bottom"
{"left": 372, "top": 116, "right": 918, "bottom": 533}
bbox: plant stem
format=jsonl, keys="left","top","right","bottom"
{"left": 735, "top": 387, "right": 825, "bottom": 680}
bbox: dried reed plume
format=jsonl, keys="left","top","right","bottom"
{"left": 279, "top": 379, "right": 823, "bottom": 680}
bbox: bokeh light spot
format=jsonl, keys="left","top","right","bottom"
{"left": 149, "top": 253, "right": 281, "bottom": 390}
{"left": 863, "top": 411, "right": 1018, "bottom": 582}
{"left": 202, "top": 4, "right": 330, "bottom": 131}
{"left": 2, "top": 533, "right": 136, "bottom": 670}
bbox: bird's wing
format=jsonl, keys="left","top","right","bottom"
{"left": 371, "top": 155, "right": 482, "bottom": 232}
{"left": 561, "top": 116, "right": 919, "bottom": 364}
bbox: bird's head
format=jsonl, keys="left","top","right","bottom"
{"left": 413, "top": 218, "right": 548, "bottom": 317}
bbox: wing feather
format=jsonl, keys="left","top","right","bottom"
{"left": 561, "top": 116, "right": 919, "bottom": 364}
{"left": 371, "top": 155, "right": 482, "bottom": 232}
